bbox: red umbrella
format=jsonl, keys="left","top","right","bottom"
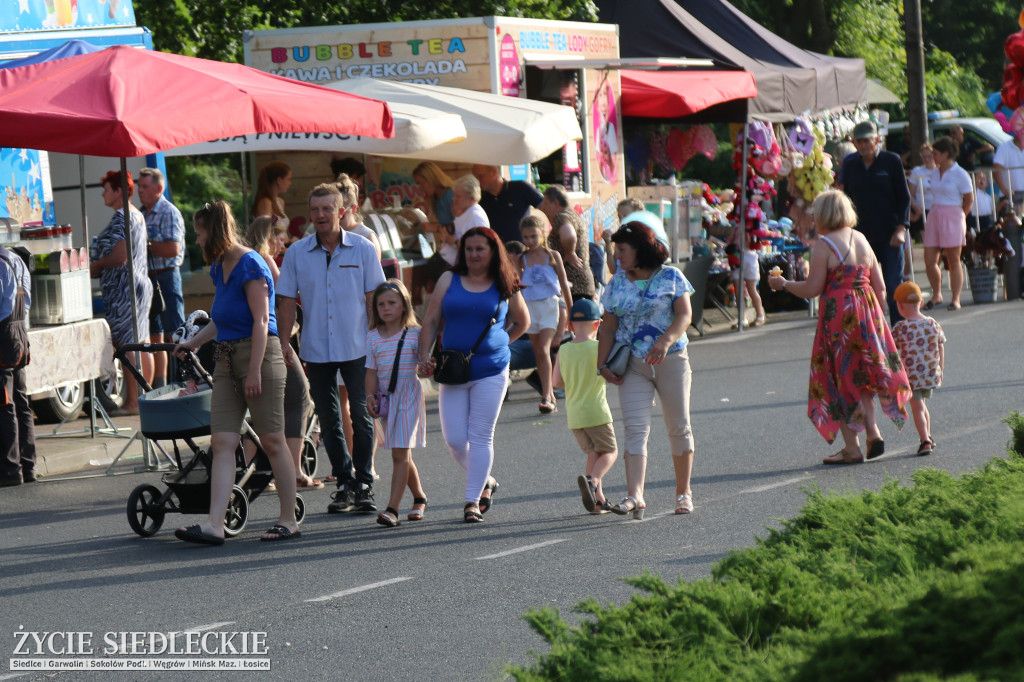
{"left": 0, "top": 44, "right": 393, "bottom": 365}
{"left": 0, "top": 44, "right": 394, "bottom": 155}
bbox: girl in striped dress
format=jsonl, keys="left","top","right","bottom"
{"left": 365, "top": 279, "right": 428, "bottom": 527}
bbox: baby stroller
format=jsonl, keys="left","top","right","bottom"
{"left": 119, "top": 343, "right": 306, "bottom": 538}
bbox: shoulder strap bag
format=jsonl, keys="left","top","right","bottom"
{"left": 605, "top": 267, "right": 661, "bottom": 377}
{"left": 433, "top": 303, "right": 501, "bottom": 385}
{"left": 375, "top": 327, "right": 407, "bottom": 419}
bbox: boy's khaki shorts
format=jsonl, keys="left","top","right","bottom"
{"left": 572, "top": 423, "right": 617, "bottom": 454}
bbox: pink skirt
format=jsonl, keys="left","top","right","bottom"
{"left": 923, "top": 204, "right": 966, "bottom": 248}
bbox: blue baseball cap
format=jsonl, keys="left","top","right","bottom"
{"left": 570, "top": 298, "right": 601, "bottom": 321}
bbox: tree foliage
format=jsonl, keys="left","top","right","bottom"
{"left": 134, "top": 0, "right": 598, "bottom": 63}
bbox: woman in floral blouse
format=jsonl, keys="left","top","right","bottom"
{"left": 597, "top": 222, "right": 696, "bottom": 518}
{"left": 768, "top": 190, "right": 911, "bottom": 465}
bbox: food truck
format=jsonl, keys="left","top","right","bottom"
{"left": 0, "top": 1, "right": 152, "bottom": 422}
{"left": 243, "top": 17, "right": 627, "bottom": 295}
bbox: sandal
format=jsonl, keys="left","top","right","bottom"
{"left": 479, "top": 477, "right": 499, "bottom": 514}
{"left": 577, "top": 475, "right": 597, "bottom": 513}
{"left": 916, "top": 440, "right": 934, "bottom": 456}
{"left": 946, "top": 302, "right": 961, "bottom": 311}
{"left": 822, "top": 449, "right": 864, "bottom": 465}
{"left": 297, "top": 476, "right": 325, "bottom": 490}
{"left": 610, "top": 495, "right": 646, "bottom": 520}
{"left": 407, "top": 497, "right": 428, "bottom": 521}
{"left": 174, "top": 524, "right": 224, "bottom": 546}
{"left": 922, "top": 299, "right": 941, "bottom": 311}
{"left": 260, "top": 524, "right": 301, "bottom": 541}
{"left": 750, "top": 316, "right": 766, "bottom": 327}
{"left": 865, "top": 438, "right": 885, "bottom": 460}
{"left": 376, "top": 507, "right": 400, "bottom": 527}
{"left": 538, "top": 398, "right": 557, "bottom": 414}
{"left": 463, "top": 502, "right": 483, "bottom": 523}
{"left": 675, "top": 493, "right": 694, "bottom": 514}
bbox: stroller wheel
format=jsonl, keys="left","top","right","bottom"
{"left": 127, "top": 484, "right": 165, "bottom": 537}
{"left": 295, "top": 494, "right": 306, "bottom": 526}
{"left": 223, "top": 485, "right": 249, "bottom": 537}
{"left": 300, "top": 437, "right": 318, "bottom": 478}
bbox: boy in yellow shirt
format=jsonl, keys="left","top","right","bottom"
{"left": 554, "top": 299, "right": 619, "bottom": 513}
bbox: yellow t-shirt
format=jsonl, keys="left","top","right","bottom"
{"left": 558, "top": 339, "right": 614, "bottom": 429}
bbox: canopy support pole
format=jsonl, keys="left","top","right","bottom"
{"left": 240, "top": 152, "right": 250, "bottom": 228}
{"left": 79, "top": 155, "right": 89, "bottom": 248}
{"left": 736, "top": 103, "right": 750, "bottom": 333}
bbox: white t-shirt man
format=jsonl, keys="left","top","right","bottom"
{"left": 440, "top": 203, "right": 490, "bottom": 266}
{"left": 993, "top": 138, "right": 1024, "bottom": 199}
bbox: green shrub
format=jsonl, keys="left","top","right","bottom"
{"left": 512, "top": 413, "right": 1024, "bottom": 681}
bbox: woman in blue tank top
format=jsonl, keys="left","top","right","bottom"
{"left": 418, "top": 227, "right": 530, "bottom": 523}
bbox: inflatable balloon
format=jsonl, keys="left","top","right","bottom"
{"left": 1006, "top": 30, "right": 1024, "bottom": 68}
{"left": 988, "top": 91, "right": 1004, "bottom": 113}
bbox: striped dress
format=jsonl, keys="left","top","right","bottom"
{"left": 366, "top": 326, "right": 426, "bottom": 449}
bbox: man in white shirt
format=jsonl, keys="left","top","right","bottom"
{"left": 277, "top": 184, "right": 386, "bottom": 514}
{"left": 992, "top": 135, "right": 1024, "bottom": 214}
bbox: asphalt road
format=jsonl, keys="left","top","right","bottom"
{"left": 2, "top": 298, "right": 1021, "bottom": 681}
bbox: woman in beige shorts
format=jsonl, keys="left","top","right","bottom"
{"left": 173, "top": 201, "right": 298, "bottom": 545}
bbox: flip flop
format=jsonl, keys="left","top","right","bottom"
{"left": 865, "top": 438, "right": 885, "bottom": 460}
{"left": 922, "top": 300, "right": 940, "bottom": 311}
{"left": 946, "top": 302, "right": 961, "bottom": 311}
{"left": 260, "top": 525, "right": 301, "bottom": 541}
{"left": 297, "top": 477, "right": 325, "bottom": 490}
{"left": 174, "top": 525, "right": 224, "bottom": 546}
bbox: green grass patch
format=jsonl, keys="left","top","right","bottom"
{"left": 511, "top": 413, "right": 1024, "bottom": 681}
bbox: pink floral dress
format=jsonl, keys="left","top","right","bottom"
{"left": 808, "top": 236, "right": 911, "bottom": 443}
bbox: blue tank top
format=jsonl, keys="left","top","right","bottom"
{"left": 441, "top": 275, "right": 509, "bottom": 381}
{"left": 520, "top": 252, "right": 560, "bottom": 301}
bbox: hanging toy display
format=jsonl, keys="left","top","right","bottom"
{"left": 789, "top": 120, "right": 834, "bottom": 204}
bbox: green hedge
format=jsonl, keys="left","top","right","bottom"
{"left": 512, "top": 413, "right": 1024, "bottom": 681}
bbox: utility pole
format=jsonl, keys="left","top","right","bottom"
{"left": 904, "top": 0, "right": 928, "bottom": 165}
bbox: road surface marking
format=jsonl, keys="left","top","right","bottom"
{"left": 475, "top": 539, "right": 567, "bottom": 560}
{"left": 743, "top": 476, "right": 811, "bottom": 494}
{"left": 182, "top": 621, "right": 236, "bottom": 633}
{"left": 306, "top": 576, "right": 413, "bottom": 603}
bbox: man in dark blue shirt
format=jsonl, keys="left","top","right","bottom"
{"left": 473, "top": 164, "right": 543, "bottom": 244}
{"left": 841, "top": 121, "right": 911, "bottom": 322}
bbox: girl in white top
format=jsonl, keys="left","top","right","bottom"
{"left": 518, "top": 214, "right": 573, "bottom": 414}
{"left": 923, "top": 136, "right": 974, "bottom": 311}
{"left": 439, "top": 174, "right": 489, "bottom": 266}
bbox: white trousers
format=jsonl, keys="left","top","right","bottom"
{"left": 438, "top": 369, "right": 508, "bottom": 502}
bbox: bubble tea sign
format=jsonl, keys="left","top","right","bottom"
{"left": 499, "top": 34, "right": 521, "bottom": 97}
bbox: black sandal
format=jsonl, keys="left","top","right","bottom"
{"left": 479, "top": 477, "right": 499, "bottom": 514}
{"left": 407, "top": 497, "right": 428, "bottom": 521}
{"left": 916, "top": 440, "right": 934, "bottom": 456}
{"left": 377, "top": 507, "right": 400, "bottom": 527}
{"left": 463, "top": 502, "right": 483, "bottom": 523}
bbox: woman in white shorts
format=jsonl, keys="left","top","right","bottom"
{"left": 923, "top": 136, "right": 973, "bottom": 312}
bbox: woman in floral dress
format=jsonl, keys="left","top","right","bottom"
{"left": 768, "top": 190, "right": 911, "bottom": 464}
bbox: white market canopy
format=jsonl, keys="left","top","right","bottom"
{"left": 326, "top": 77, "right": 583, "bottom": 165}
{"left": 164, "top": 100, "right": 465, "bottom": 157}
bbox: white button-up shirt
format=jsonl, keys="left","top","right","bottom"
{"left": 277, "top": 230, "right": 385, "bottom": 364}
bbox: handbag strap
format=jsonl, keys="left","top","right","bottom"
{"left": 386, "top": 327, "right": 408, "bottom": 394}
{"left": 467, "top": 302, "right": 502, "bottom": 359}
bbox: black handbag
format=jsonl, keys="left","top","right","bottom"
{"left": 147, "top": 244, "right": 166, "bottom": 320}
{"left": 375, "top": 327, "right": 407, "bottom": 418}
{"left": 433, "top": 304, "right": 500, "bottom": 385}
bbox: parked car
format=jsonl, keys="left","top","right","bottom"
{"left": 886, "top": 116, "right": 1011, "bottom": 168}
